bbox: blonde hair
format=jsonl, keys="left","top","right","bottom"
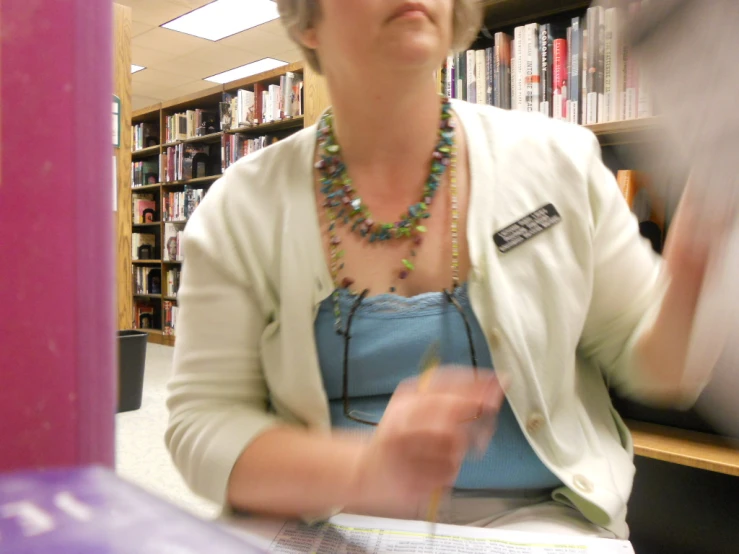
{"left": 275, "top": 0, "right": 484, "bottom": 73}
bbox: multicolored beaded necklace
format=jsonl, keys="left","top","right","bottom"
{"left": 316, "top": 96, "right": 459, "bottom": 333}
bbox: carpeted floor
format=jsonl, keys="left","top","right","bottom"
{"left": 115, "top": 343, "right": 219, "bottom": 520}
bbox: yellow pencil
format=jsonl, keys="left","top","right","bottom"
{"left": 418, "top": 342, "right": 442, "bottom": 533}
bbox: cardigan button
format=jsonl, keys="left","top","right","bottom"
{"left": 526, "top": 412, "right": 546, "bottom": 434}
{"left": 488, "top": 328, "right": 502, "bottom": 349}
{"left": 573, "top": 474, "right": 594, "bottom": 494}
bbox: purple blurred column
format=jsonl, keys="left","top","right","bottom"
{"left": 0, "top": 0, "right": 115, "bottom": 470}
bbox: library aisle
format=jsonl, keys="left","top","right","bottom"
{"left": 115, "top": 345, "right": 219, "bottom": 520}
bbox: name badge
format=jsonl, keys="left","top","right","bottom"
{"left": 493, "top": 203, "right": 562, "bottom": 253}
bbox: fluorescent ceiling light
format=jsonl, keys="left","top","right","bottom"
{"left": 162, "top": 0, "right": 279, "bottom": 41}
{"left": 204, "top": 58, "right": 287, "bottom": 84}
{"left": 131, "top": 64, "right": 146, "bottom": 73}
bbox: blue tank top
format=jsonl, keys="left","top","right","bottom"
{"left": 314, "top": 284, "right": 562, "bottom": 490}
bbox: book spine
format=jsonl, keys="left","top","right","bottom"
{"left": 552, "top": 38, "right": 568, "bottom": 120}
{"left": 502, "top": 34, "right": 512, "bottom": 109}
{"left": 476, "top": 50, "right": 486, "bottom": 105}
{"left": 565, "top": 26, "right": 571, "bottom": 120}
{"left": 539, "top": 24, "right": 550, "bottom": 117}
{"left": 284, "top": 72, "right": 294, "bottom": 118}
{"left": 446, "top": 55, "right": 454, "bottom": 98}
{"left": 603, "top": 8, "right": 615, "bottom": 122}
{"left": 526, "top": 23, "right": 540, "bottom": 113}
{"left": 637, "top": 0, "right": 651, "bottom": 117}
{"left": 570, "top": 18, "right": 581, "bottom": 124}
{"left": 581, "top": 27, "right": 588, "bottom": 123}
{"left": 596, "top": 6, "right": 606, "bottom": 123}
{"left": 624, "top": 2, "right": 640, "bottom": 119}
{"left": 467, "top": 50, "right": 476, "bottom": 103}
{"left": 511, "top": 39, "right": 516, "bottom": 109}
{"left": 494, "top": 34, "right": 501, "bottom": 108}
{"left": 514, "top": 26, "right": 525, "bottom": 110}
{"left": 586, "top": 7, "right": 599, "bottom": 124}
{"left": 485, "top": 47, "right": 494, "bottom": 105}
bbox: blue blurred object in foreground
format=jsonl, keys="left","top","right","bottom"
{"left": 0, "top": 467, "right": 267, "bottom": 553}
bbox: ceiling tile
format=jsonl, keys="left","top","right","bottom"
{"left": 132, "top": 82, "right": 172, "bottom": 99}
{"left": 252, "top": 18, "right": 290, "bottom": 38}
{"left": 167, "top": 80, "right": 220, "bottom": 97}
{"left": 188, "top": 43, "right": 261, "bottom": 69}
{"left": 131, "top": 45, "right": 177, "bottom": 68}
{"left": 149, "top": 55, "right": 227, "bottom": 80}
{"left": 134, "top": 27, "right": 210, "bottom": 56}
{"left": 275, "top": 48, "right": 304, "bottom": 64}
{"left": 132, "top": 95, "right": 162, "bottom": 111}
{"left": 116, "top": 0, "right": 212, "bottom": 26}
{"left": 131, "top": 21, "right": 155, "bottom": 37}
{"left": 218, "top": 28, "right": 293, "bottom": 57}
{"left": 133, "top": 68, "right": 197, "bottom": 88}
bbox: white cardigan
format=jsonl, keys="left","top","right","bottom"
{"left": 166, "top": 100, "right": 687, "bottom": 538}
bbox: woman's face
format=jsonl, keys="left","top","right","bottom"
{"left": 303, "top": 0, "right": 453, "bottom": 75}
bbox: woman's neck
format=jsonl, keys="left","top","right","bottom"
{"left": 324, "top": 70, "right": 443, "bottom": 192}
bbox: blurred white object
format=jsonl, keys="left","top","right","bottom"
{"left": 603, "top": 0, "right": 739, "bottom": 422}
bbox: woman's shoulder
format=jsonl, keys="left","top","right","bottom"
{"left": 453, "top": 100, "right": 599, "bottom": 164}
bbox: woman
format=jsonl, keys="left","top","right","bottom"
{"left": 166, "top": 0, "right": 712, "bottom": 539}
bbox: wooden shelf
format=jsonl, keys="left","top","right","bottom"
{"left": 162, "top": 219, "right": 188, "bottom": 224}
{"left": 142, "top": 328, "right": 162, "bottom": 335}
{"left": 133, "top": 293, "right": 161, "bottom": 299}
{"left": 132, "top": 145, "right": 160, "bottom": 158}
{"left": 161, "top": 174, "right": 223, "bottom": 188}
{"left": 227, "top": 116, "right": 305, "bottom": 135}
{"left": 163, "top": 296, "right": 177, "bottom": 301}
{"left": 132, "top": 183, "right": 161, "bottom": 191}
{"left": 132, "top": 222, "right": 160, "bottom": 227}
{"left": 132, "top": 259, "right": 162, "bottom": 264}
{"left": 163, "top": 260, "right": 182, "bottom": 264}
{"left": 585, "top": 117, "right": 662, "bottom": 146}
{"left": 161, "top": 131, "right": 223, "bottom": 148}
{"left": 627, "top": 420, "right": 739, "bottom": 477}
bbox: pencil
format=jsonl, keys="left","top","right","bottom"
{"left": 418, "top": 342, "right": 442, "bottom": 532}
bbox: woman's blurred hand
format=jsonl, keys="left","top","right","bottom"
{"left": 348, "top": 368, "right": 506, "bottom": 515}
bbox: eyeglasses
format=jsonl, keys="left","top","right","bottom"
{"left": 341, "top": 287, "right": 479, "bottom": 426}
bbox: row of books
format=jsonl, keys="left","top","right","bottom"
{"left": 163, "top": 188, "right": 204, "bottom": 222}
{"left": 132, "top": 122, "right": 159, "bottom": 151}
{"left": 166, "top": 267, "right": 181, "bottom": 298}
{"left": 165, "top": 109, "right": 219, "bottom": 143}
{"left": 132, "top": 233, "right": 156, "bottom": 261}
{"left": 134, "top": 267, "right": 161, "bottom": 296}
{"left": 160, "top": 143, "right": 220, "bottom": 183}
{"left": 132, "top": 160, "right": 159, "bottom": 187}
{"left": 436, "top": 0, "right": 652, "bottom": 124}
{"left": 164, "top": 223, "right": 184, "bottom": 262}
{"left": 222, "top": 134, "right": 278, "bottom": 171}
{"left": 133, "top": 193, "right": 157, "bottom": 224}
{"left": 219, "top": 72, "right": 304, "bottom": 130}
{"left": 163, "top": 301, "right": 179, "bottom": 336}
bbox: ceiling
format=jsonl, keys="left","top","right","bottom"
{"left": 117, "top": 0, "right": 302, "bottom": 111}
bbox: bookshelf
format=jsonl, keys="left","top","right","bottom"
{"left": 129, "top": 62, "right": 321, "bottom": 346}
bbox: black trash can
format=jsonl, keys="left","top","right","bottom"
{"left": 117, "top": 330, "right": 148, "bottom": 413}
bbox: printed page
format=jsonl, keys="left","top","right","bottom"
{"left": 227, "top": 513, "right": 634, "bottom": 554}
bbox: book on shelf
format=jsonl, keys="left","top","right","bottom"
{"left": 132, "top": 159, "right": 159, "bottom": 187}
{"left": 166, "top": 267, "right": 181, "bottom": 297}
{"left": 134, "top": 301, "right": 157, "bottom": 330}
{"left": 164, "top": 223, "right": 184, "bottom": 262}
{"left": 434, "top": 0, "right": 652, "bottom": 126}
{"left": 132, "top": 233, "right": 157, "bottom": 261}
{"left": 163, "top": 187, "right": 204, "bottom": 222}
{"left": 134, "top": 266, "right": 161, "bottom": 295}
{"left": 132, "top": 121, "right": 159, "bottom": 151}
{"left": 132, "top": 193, "right": 157, "bottom": 224}
{"left": 163, "top": 300, "right": 178, "bottom": 336}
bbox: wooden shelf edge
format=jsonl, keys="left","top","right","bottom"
{"left": 627, "top": 419, "right": 739, "bottom": 477}
{"left": 132, "top": 259, "right": 162, "bottom": 264}
{"left": 227, "top": 116, "right": 305, "bottom": 135}
{"left": 224, "top": 61, "right": 304, "bottom": 92}
{"left": 161, "top": 174, "right": 222, "bottom": 186}
{"left": 132, "top": 184, "right": 161, "bottom": 191}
